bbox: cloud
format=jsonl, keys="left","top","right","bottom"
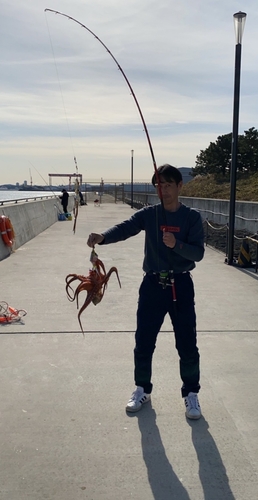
{"left": 1, "top": 0, "right": 258, "bottom": 183}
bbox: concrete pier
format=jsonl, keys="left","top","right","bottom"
{"left": 0, "top": 202, "right": 258, "bottom": 499}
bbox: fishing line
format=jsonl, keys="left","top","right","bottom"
{"left": 49, "top": 165, "right": 70, "bottom": 189}
{"left": 44, "top": 11, "right": 77, "bottom": 162}
{"left": 28, "top": 161, "right": 62, "bottom": 207}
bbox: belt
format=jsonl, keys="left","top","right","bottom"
{"left": 146, "top": 270, "right": 188, "bottom": 293}
{"left": 147, "top": 270, "right": 188, "bottom": 276}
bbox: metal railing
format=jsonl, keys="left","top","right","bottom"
{"left": 204, "top": 219, "right": 258, "bottom": 272}
{"left": 0, "top": 194, "right": 56, "bottom": 206}
{"left": 121, "top": 189, "right": 258, "bottom": 272}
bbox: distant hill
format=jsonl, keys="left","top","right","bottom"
{"left": 0, "top": 184, "right": 17, "bottom": 190}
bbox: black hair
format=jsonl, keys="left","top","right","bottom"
{"left": 151, "top": 164, "right": 182, "bottom": 187}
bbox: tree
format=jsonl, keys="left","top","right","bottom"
{"left": 238, "top": 127, "right": 258, "bottom": 173}
{"left": 193, "top": 127, "right": 258, "bottom": 177}
{"left": 194, "top": 133, "right": 232, "bottom": 177}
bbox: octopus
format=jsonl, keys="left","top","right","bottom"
{"left": 65, "top": 249, "right": 121, "bottom": 333}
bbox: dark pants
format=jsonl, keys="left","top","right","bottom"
{"left": 62, "top": 204, "right": 68, "bottom": 214}
{"left": 134, "top": 272, "right": 200, "bottom": 397}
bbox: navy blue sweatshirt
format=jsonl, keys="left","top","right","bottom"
{"left": 100, "top": 203, "right": 204, "bottom": 274}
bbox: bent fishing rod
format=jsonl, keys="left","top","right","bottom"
{"left": 44, "top": 10, "right": 178, "bottom": 303}
{"left": 44, "top": 8, "right": 162, "bottom": 199}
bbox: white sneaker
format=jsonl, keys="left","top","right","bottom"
{"left": 184, "top": 392, "right": 202, "bottom": 419}
{"left": 126, "top": 386, "right": 151, "bottom": 412}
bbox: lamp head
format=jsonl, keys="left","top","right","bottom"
{"left": 233, "top": 11, "right": 247, "bottom": 44}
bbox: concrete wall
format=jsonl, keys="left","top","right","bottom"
{"left": 179, "top": 197, "right": 258, "bottom": 233}
{"left": 0, "top": 197, "right": 73, "bottom": 261}
{"left": 124, "top": 193, "right": 258, "bottom": 233}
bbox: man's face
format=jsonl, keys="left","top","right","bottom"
{"left": 155, "top": 175, "right": 182, "bottom": 202}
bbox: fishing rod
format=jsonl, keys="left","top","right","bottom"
{"left": 32, "top": 159, "right": 80, "bottom": 232}
{"left": 73, "top": 156, "right": 80, "bottom": 234}
{"left": 44, "top": 10, "right": 177, "bottom": 305}
{"left": 28, "top": 161, "right": 63, "bottom": 211}
{"left": 44, "top": 8, "right": 162, "bottom": 199}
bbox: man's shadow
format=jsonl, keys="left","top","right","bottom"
{"left": 128, "top": 404, "right": 236, "bottom": 500}
{"left": 128, "top": 403, "right": 191, "bottom": 500}
{"left": 186, "top": 416, "right": 236, "bottom": 500}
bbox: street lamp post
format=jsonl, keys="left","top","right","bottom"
{"left": 131, "top": 150, "right": 134, "bottom": 208}
{"left": 227, "top": 11, "right": 247, "bottom": 265}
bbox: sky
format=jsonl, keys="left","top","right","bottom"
{"left": 1, "top": 0, "right": 258, "bottom": 185}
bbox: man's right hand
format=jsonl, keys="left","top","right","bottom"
{"left": 87, "top": 233, "right": 104, "bottom": 247}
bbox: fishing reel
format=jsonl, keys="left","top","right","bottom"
{"left": 158, "top": 270, "right": 174, "bottom": 289}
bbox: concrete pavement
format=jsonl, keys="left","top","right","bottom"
{"left": 0, "top": 201, "right": 258, "bottom": 499}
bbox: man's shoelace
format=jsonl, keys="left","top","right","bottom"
{"left": 131, "top": 389, "right": 143, "bottom": 401}
{"left": 186, "top": 394, "right": 199, "bottom": 409}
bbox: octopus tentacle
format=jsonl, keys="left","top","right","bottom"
{"left": 65, "top": 274, "right": 88, "bottom": 300}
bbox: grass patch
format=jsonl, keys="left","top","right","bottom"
{"left": 180, "top": 172, "right": 258, "bottom": 201}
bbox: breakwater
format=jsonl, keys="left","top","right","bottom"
{"left": 0, "top": 197, "right": 73, "bottom": 261}
{"left": 1, "top": 193, "right": 258, "bottom": 262}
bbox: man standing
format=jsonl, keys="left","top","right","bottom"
{"left": 87, "top": 164, "right": 204, "bottom": 419}
{"left": 60, "top": 189, "right": 69, "bottom": 214}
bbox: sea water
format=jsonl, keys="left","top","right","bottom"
{"left": 0, "top": 190, "right": 60, "bottom": 203}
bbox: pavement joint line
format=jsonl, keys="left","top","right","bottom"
{"left": 1, "top": 329, "right": 258, "bottom": 334}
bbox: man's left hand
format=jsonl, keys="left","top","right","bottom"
{"left": 162, "top": 230, "right": 176, "bottom": 249}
